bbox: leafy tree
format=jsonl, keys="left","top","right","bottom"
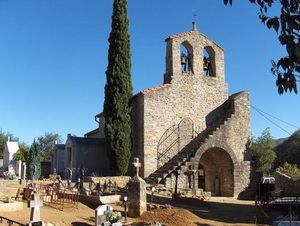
{"left": 224, "top": 0, "right": 300, "bottom": 94}
{"left": 103, "top": 0, "right": 133, "bottom": 175}
{"left": 37, "top": 133, "right": 62, "bottom": 161}
{"left": 251, "top": 128, "right": 276, "bottom": 174}
{"left": 275, "top": 130, "right": 300, "bottom": 167}
{"left": 0, "top": 129, "right": 18, "bottom": 159}
{"left": 27, "top": 139, "right": 41, "bottom": 179}
{"left": 13, "top": 142, "right": 29, "bottom": 163}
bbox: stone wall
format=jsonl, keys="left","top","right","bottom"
{"left": 131, "top": 93, "right": 145, "bottom": 175}
{"left": 131, "top": 29, "right": 229, "bottom": 178}
{"left": 194, "top": 91, "right": 251, "bottom": 197}
{"left": 133, "top": 76, "right": 228, "bottom": 178}
{"left": 131, "top": 28, "right": 251, "bottom": 198}
{"left": 65, "top": 135, "right": 111, "bottom": 179}
{"left": 164, "top": 30, "right": 225, "bottom": 83}
{"left": 86, "top": 176, "right": 131, "bottom": 188}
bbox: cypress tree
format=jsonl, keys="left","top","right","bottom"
{"left": 27, "top": 139, "right": 41, "bottom": 179}
{"left": 103, "top": 0, "right": 132, "bottom": 175}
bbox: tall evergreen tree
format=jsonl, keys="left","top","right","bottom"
{"left": 27, "top": 139, "right": 41, "bottom": 179}
{"left": 103, "top": 0, "right": 132, "bottom": 175}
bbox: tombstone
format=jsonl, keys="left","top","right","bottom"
{"left": 17, "top": 160, "right": 22, "bottom": 179}
{"left": 22, "top": 162, "right": 27, "bottom": 180}
{"left": 128, "top": 158, "right": 147, "bottom": 218}
{"left": 132, "top": 157, "right": 141, "bottom": 177}
{"left": 95, "top": 204, "right": 113, "bottom": 226}
{"left": 27, "top": 193, "right": 44, "bottom": 226}
{"left": 66, "top": 168, "right": 72, "bottom": 186}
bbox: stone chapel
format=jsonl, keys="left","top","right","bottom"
{"left": 61, "top": 25, "right": 252, "bottom": 197}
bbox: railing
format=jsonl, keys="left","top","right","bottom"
{"left": 157, "top": 118, "right": 194, "bottom": 168}
{"left": 0, "top": 216, "right": 25, "bottom": 226}
{"left": 155, "top": 94, "right": 238, "bottom": 173}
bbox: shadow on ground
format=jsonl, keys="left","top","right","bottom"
{"left": 71, "top": 222, "right": 92, "bottom": 226}
{"left": 150, "top": 194, "right": 276, "bottom": 225}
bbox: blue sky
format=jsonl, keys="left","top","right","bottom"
{"left": 0, "top": 0, "right": 299, "bottom": 145}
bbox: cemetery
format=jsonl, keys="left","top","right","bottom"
{"left": 1, "top": 0, "right": 300, "bottom": 225}
{"left": 1, "top": 155, "right": 298, "bottom": 226}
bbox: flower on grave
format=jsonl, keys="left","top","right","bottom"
{"left": 3, "top": 171, "right": 15, "bottom": 180}
{"left": 3, "top": 196, "right": 12, "bottom": 203}
{"left": 109, "top": 211, "right": 122, "bottom": 223}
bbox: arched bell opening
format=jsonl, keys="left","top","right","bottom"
{"left": 198, "top": 147, "right": 234, "bottom": 196}
{"left": 180, "top": 41, "right": 194, "bottom": 74}
{"left": 203, "top": 46, "right": 216, "bottom": 77}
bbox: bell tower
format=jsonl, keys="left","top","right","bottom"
{"left": 164, "top": 23, "right": 225, "bottom": 84}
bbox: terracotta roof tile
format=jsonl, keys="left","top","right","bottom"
{"left": 138, "top": 83, "right": 171, "bottom": 96}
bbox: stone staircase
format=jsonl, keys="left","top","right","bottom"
{"left": 145, "top": 94, "right": 237, "bottom": 185}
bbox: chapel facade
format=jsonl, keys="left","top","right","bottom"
{"left": 131, "top": 27, "right": 252, "bottom": 197}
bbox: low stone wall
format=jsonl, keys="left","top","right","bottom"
{"left": 85, "top": 176, "right": 131, "bottom": 188}
{"left": 0, "top": 201, "right": 23, "bottom": 212}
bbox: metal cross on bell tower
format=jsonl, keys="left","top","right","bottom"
{"left": 192, "top": 9, "right": 197, "bottom": 31}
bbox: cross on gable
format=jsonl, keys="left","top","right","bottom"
{"left": 133, "top": 157, "right": 141, "bottom": 177}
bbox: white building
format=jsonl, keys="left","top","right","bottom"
{"left": 3, "top": 140, "right": 19, "bottom": 175}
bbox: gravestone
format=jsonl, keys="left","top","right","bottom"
{"left": 95, "top": 204, "right": 113, "bottom": 226}
{"left": 17, "top": 160, "right": 22, "bottom": 179}
{"left": 27, "top": 193, "right": 44, "bottom": 226}
{"left": 128, "top": 158, "right": 147, "bottom": 218}
{"left": 22, "top": 162, "right": 27, "bottom": 180}
{"left": 132, "top": 157, "right": 141, "bottom": 177}
{"left": 99, "top": 195, "right": 121, "bottom": 204}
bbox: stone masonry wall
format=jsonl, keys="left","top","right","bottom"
{"left": 194, "top": 91, "right": 251, "bottom": 197}
{"left": 132, "top": 29, "right": 229, "bottom": 178}
{"left": 139, "top": 76, "right": 228, "bottom": 178}
{"left": 165, "top": 30, "right": 225, "bottom": 83}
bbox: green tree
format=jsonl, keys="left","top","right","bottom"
{"left": 275, "top": 130, "right": 300, "bottom": 167}
{"left": 37, "top": 133, "right": 62, "bottom": 161}
{"left": 13, "top": 142, "right": 29, "bottom": 163}
{"left": 27, "top": 139, "right": 41, "bottom": 179}
{"left": 103, "top": 0, "right": 133, "bottom": 175}
{"left": 251, "top": 128, "right": 276, "bottom": 174}
{"left": 0, "top": 129, "right": 18, "bottom": 159}
{"left": 224, "top": 0, "right": 300, "bottom": 94}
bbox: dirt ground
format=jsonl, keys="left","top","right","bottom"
{"left": 0, "top": 180, "right": 284, "bottom": 226}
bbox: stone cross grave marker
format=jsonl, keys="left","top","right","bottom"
{"left": 95, "top": 204, "right": 113, "bottom": 226}
{"left": 28, "top": 193, "right": 44, "bottom": 226}
{"left": 22, "top": 162, "right": 27, "bottom": 180}
{"left": 133, "top": 157, "right": 141, "bottom": 177}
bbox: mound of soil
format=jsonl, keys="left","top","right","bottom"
{"left": 140, "top": 208, "right": 200, "bottom": 226}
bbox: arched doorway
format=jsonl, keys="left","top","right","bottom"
{"left": 198, "top": 147, "right": 234, "bottom": 196}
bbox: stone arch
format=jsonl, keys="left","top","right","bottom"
{"left": 194, "top": 143, "right": 240, "bottom": 197}
{"left": 180, "top": 41, "right": 194, "bottom": 73}
{"left": 203, "top": 46, "right": 216, "bottom": 77}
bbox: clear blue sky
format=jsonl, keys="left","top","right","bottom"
{"left": 0, "top": 0, "right": 299, "bottom": 145}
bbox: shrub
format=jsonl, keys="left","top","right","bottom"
{"left": 278, "top": 162, "right": 300, "bottom": 181}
